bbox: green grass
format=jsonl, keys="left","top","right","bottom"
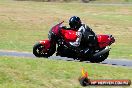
{"left": 0, "top": 56, "right": 132, "bottom": 88}
{"left": 0, "top": 0, "right": 132, "bottom": 59}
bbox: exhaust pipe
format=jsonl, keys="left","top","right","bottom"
{"left": 93, "top": 46, "right": 111, "bottom": 57}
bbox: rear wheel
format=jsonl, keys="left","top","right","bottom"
{"left": 89, "top": 51, "right": 109, "bottom": 63}
{"left": 33, "top": 42, "right": 56, "bottom": 58}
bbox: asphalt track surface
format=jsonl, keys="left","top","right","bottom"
{"left": 0, "top": 50, "right": 132, "bottom": 67}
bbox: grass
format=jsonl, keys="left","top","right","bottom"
{"left": 0, "top": 56, "right": 131, "bottom": 88}
{"left": 0, "top": 0, "right": 132, "bottom": 59}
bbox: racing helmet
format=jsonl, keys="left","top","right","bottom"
{"left": 69, "top": 16, "right": 82, "bottom": 29}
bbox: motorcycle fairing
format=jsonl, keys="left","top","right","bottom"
{"left": 97, "top": 35, "right": 112, "bottom": 48}
{"left": 60, "top": 29, "right": 77, "bottom": 42}
{"left": 39, "top": 40, "right": 51, "bottom": 49}
{"left": 51, "top": 21, "right": 64, "bottom": 36}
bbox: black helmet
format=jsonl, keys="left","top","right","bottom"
{"left": 69, "top": 16, "right": 82, "bottom": 29}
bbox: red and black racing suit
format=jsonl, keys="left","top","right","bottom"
{"left": 69, "top": 24, "right": 97, "bottom": 55}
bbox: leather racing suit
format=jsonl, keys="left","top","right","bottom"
{"left": 69, "top": 24, "right": 97, "bottom": 55}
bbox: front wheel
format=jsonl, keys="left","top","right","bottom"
{"left": 89, "top": 51, "right": 109, "bottom": 63}
{"left": 33, "top": 42, "right": 56, "bottom": 58}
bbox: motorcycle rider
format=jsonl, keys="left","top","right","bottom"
{"left": 67, "top": 16, "right": 97, "bottom": 56}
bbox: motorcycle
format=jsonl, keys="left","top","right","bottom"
{"left": 33, "top": 21, "right": 115, "bottom": 63}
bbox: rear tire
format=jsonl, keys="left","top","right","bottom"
{"left": 89, "top": 51, "right": 109, "bottom": 63}
{"left": 33, "top": 42, "right": 56, "bottom": 58}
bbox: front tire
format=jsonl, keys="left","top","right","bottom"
{"left": 33, "top": 42, "right": 56, "bottom": 58}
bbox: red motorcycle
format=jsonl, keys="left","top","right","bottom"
{"left": 33, "top": 21, "right": 115, "bottom": 63}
